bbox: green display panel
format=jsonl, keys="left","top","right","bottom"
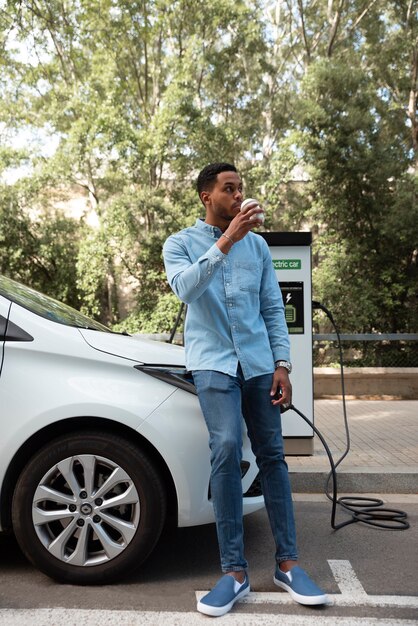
{"left": 279, "top": 281, "right": 304, "bottom": 334}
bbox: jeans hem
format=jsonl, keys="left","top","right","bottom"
{"left": 222, "top": 566, "right": 248, "bottom": 573}
{"left": 276, "top": 555, "right": 298, "bottom": 564}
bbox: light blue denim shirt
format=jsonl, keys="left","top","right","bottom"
{"left": 163, "top": 218, "right": 290, "bottom": 380}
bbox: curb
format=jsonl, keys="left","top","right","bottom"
{"left": 289, "top": 470, "right": 418, "bottom": 494}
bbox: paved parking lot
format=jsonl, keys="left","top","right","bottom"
{"left": 0, "top": 400, "right": 417, "bottom": 625}
{"left": 0, "top": 496, "right": 417, "bottom": 625}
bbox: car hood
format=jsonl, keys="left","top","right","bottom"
{"left": 78, "top": 329, "right": 186, "bottom": 365}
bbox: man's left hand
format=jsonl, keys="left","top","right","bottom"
{"left": 270, "top": 367, "right": 292, "bottom": 408}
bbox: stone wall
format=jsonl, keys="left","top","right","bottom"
{"left": 314, "top": 367, "right": 418, "bottom": 400}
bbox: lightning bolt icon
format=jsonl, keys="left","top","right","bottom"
{"left": 286, "top": 293, "right": 292, "bottom": 304}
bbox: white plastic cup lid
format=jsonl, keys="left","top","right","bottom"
{"left": 241, "top": 198, "right": 259, "bottom": 212}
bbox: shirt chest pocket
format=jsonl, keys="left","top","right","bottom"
{"left": 235, "top": 261, "right": 262, "bottom": 294}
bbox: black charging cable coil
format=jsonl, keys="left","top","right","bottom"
{"left": 288, "top": 301, "right": 409, "bottom": 531}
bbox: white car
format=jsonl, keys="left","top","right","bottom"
{"left": 0, "top": 275, "right": 264, "bottom": 584}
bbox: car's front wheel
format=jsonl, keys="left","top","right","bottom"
{"left": 12, "top": 430, "right": 167, "bottom": 584}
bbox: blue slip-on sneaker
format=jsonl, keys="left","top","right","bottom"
{"left": 274, "top": 565, "right": 328, "bottom": 605}
{"left": 197, "top": 574, "right": 250, "bottom": 617}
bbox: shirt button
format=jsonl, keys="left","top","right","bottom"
{"left": 228, "top": 303, "right": 232, "bottom": 307}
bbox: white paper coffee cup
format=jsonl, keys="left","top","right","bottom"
{"left": 241, "top": 198, "right": 264, "bottom": 223}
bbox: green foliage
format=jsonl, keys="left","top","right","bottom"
{"left": 0, "top": 0, "right": 417, "bottom": 337}
{"left": 0, "top": 181, "right": 80, "bottom": 305}
{"left": 113, "top": 292, "right": 182, "bottom": 335}
{"left": 293, "top": 59, "right": 417, "bottom": 332}
{"left": 76, "top": 228, "right": 113, "bottom": 320}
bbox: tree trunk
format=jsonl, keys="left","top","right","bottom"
{"left": 408, "top": 45, "right": 418, "bottom": 171}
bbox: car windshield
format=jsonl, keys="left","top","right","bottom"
{"left": 0, "top": 275, "right": 111, "bottom": 332}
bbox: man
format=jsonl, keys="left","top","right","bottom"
{"left": 163, "top": 163, "right": 327, "bottom": 617}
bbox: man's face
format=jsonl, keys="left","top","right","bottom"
{"left": 202, "top": 171, "right": 243, "bottom": 226}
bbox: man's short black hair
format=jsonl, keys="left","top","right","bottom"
{"left": 196, "top": 162, "right": 237, "bottom": 196}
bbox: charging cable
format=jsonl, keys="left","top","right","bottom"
{"left": 287, "top": 301, "right": 409, "bottom": 531}
{"left": 169, "top": 299, "right": 409, "bottom": 529}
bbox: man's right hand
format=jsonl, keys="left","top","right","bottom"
{"left": 227, "top": 204, "right": 264, "bottom": 242}
{"left": 216, "top": 206, "right": 264, "bottom": 254}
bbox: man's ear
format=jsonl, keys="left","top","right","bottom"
{"left": 200, "top": 190, "right": 211, "bottom": 207}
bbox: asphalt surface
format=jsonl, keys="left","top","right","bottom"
{"left": 0, "top": 496, "right": 417, "bottom": 624}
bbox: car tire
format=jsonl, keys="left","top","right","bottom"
{"left": 12, "top": 430, "right": 167, "bottom": 584}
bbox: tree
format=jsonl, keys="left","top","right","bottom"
{"left": 1, "top": 0, "right": 270, "bottom": 327}
{"left": 294, "top": 59, "right": 417, "bottom": 332}
{"left": 0, "top": 0, "right": 416, "bottom": 336}
{"left": 0, "top": 178, "right": 80, "bottom": 304}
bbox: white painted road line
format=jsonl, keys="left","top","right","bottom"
{"left": 225, "top": 591, "right": 418, "bottom": 609}
{"left": 329, "top": 559, "right": 368, "bottom": 596}
{"left": 0, "top": 610, "right": 417, "bottom": 626}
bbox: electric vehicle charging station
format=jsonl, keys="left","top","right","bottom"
{"left": 260, "top": 232, "right": 314, "bottom": 455}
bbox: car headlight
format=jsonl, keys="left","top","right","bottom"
{"left": 134, "top": 364, "right": 197, "bottom": 395}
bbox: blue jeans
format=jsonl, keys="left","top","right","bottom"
{"left": 193, "top": 367, "right": 298, "bottom": 573}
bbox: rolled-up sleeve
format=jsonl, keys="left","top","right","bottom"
{"left": 163, "top": 234, "right": 226, "bottom": 304}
